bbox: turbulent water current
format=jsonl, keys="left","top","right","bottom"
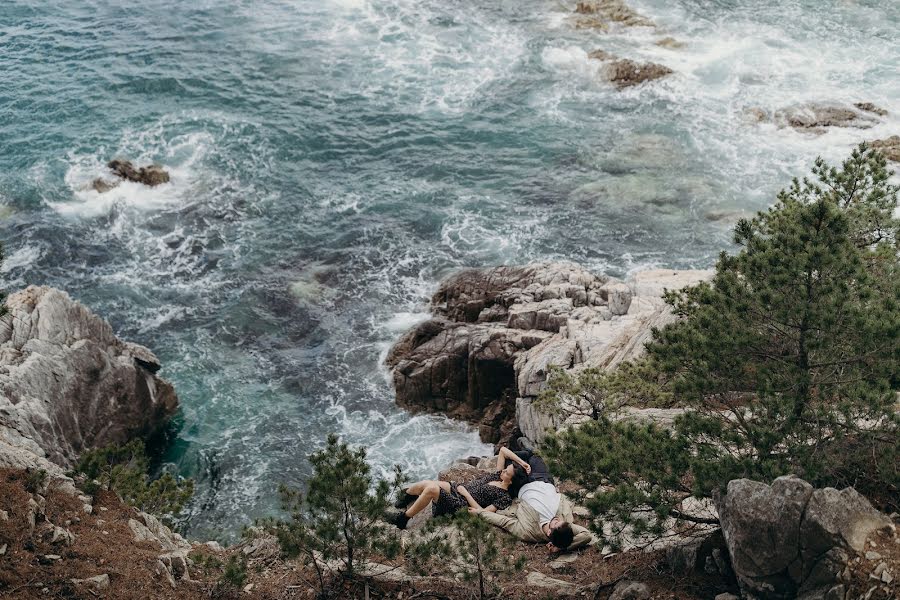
{"left": 1, "top": 0, "right": 898, "bottom": 540}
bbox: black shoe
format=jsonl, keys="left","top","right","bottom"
{"left": 386, "top": 509, "right": 410, "bottom": 530}
{"left": 394, "top": 492, "right": 416, "bottom": 509}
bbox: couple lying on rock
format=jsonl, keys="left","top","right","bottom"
{"left": 390, "top": 446, "right": 591, "bottom": 552}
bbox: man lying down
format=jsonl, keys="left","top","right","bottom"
{"left": 473, "top": 445, "right": 593, "bottom": 553}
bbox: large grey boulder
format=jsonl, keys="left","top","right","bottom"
{"left": 0, "top": 286, "right": 179, "bottom": 467}
{"left": 716, "top": 476, "right": 895, "bottom": 599}
{"left": 387, "top": 264, "right": 712, "bottom": 445}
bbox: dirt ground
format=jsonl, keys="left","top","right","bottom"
{"left": 0, "top": 466, "right": 739, "bottom": 599}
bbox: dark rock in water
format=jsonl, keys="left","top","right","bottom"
{"left": 854, "top": 102, "right": 888, "bottom": 117}
{"left": 90, "top": 178, "right": 119, "bottom": 193}
{"left": 604, "top": 59, "right": 672, "bottom": 88}
{"left": 106, "top": 159, "right": 170, "bottom": 188}
{"left": 589, "top": 52, "right": 673, "bottom": 88}
{"left": 139, "top": 164, "right": 170, "bottom": 186}
{"left": 869, "top": 135, "right": 900, "bottom": 162}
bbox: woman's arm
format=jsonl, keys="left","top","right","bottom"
{"left": 496, "top": 447, "right": 531, "bottom": 473}
{"left": 456, "top": 485, "right": 483, "bottom": 510}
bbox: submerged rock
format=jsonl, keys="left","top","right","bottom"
{"left": 749, "top": 103, "right": 885, "bottom": 134}
{"left": 573, "top": 1, "right": 654, "bottom": 28}
{"left": 869, "top": 135, "right": 900, "bottom": 162}
{"left": 656, "top": 37, "right": 686, "bottom": 49}
{"left": 854, "top": 102, "right": 888, "bottom": 117}
{"left": 0, "top": 286, "right": 179, "bottom": 467}
{"left": 90, "top": 178, "right": 119, "bottom": 193}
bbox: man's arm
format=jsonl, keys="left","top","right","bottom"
{"left": 568, "top": 523, "right": 594, "bottom": 550}
{"left": 478, "top": 508, "right": 520, "bottom": 534}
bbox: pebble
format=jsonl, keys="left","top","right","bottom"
{"left": 0, "top": 509, "right": 8, "bottom": 521}
{"left": 865, "top": 551, "right": 882, "bottom": 560}
{"left": 0, "top": 544, "right": 7, "bottom": 555}
{"left": 872, "top": 562, "right": 887, "bottom": 577}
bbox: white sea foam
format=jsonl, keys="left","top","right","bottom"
{"left": 1, "top": 244, "right": 42, "bottom": 274}
{"left": 54, "top": 128, "right": 215, "bottom": 218}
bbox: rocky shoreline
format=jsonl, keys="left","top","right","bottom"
{"left": 386, "top": 262, "right": 712, "bottom": 447}
{"left": 0, "top": 268, "right": 896, "bottom": 599}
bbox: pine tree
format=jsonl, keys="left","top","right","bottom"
{"left": 263, "top": 434, "right": 401, "bottom": 595}
{"left": 406, "top": 511, "right": 526, "bottom": 600}
{"left": 542, "top": 145, "right": 900, "bottom": 544}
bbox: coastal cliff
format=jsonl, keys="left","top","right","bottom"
{"left": 0, "top": 286, "right": 178, "bottom": 470}
{"left": 386, "top": 262, "right": 712, "bottom": 446}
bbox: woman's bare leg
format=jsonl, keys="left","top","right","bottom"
{"left": 405, "top": 481, "right": 451, "bottom": 517}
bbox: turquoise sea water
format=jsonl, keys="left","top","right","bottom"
{"left": 1, "top": 0, "right": 898, "bottom": 540}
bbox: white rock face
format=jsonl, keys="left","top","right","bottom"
{"left": 0, "top": 286, "right": 179, "bottom": 468}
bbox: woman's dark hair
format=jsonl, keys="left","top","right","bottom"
{"left": 509, "top": 464, "right": 529, "bottom": 498}
{"left": 550, "top": 522, "right": 574, "bottom": 551}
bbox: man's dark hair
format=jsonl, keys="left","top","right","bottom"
{"left": 549, "top": 522, "right": 574, "bottom": 551}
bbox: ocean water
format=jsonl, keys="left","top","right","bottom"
{"left": 1, "top": 0, "right": 897, "bottom": 540}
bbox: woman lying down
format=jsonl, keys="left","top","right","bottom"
{"left": 388, "top": 448, "right": 531, "bottom": 530}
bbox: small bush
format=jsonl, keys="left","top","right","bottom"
{"left": 23, "top": 468, "right": 47, "bottom": 494}
{"left": 71, "top": 440, "right": 193, "bottom": 517}
{"left": 220, "top": 555, "right": 247, "bottom": 588}
{"left": 260, "top": 434, "right": 402, "bottom": 597}
{"left": 407, "top": 511, "right": 526, "bottom": 600}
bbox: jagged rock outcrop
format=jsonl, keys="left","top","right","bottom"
{"left": 91, "top": 159, "right": 170, "bottom": 192}
{"left": 386, "top": 263, "right": 711, "bottom": 444}
{"left": 0, "top": 286, "right": 179, "bottom": 467}
{"left": 716, "top": 476, "right": 896, "bottom": 600}
{"left": 588, "top": 50, "right": 673, "bottom": 88}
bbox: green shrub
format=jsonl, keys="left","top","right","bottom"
{"left": 71, "top": 439, "right": 193, "bottom": 517}
{"left": 260, "top": 434, "right": 402, "bottom": 596}
{"left": 220, "top": 555, "right": 247, "bottom": 588}
{"left": 406, "top": 511, "right": 526, "bottom": 600}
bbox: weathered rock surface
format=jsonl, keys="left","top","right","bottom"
{"left": 109, "top": 159, "right": 170, "bottom": 186}
{"left": 387, "top": 263, "right": 711, "bottom": 444}
{"left": 869, "top": 135, "right": 900, "bottom": 162}
{"left": 609, "top": 580, "right": 650, "bottom": 600}
{"left": 588, "top": 50, "right": 673, "bottom": 88}
{"left": 748, "top": 103, "right": 885, "bottom": 134}
{"left": 716, "top": 475, "right": 896, "bottom": 599}
{"left": 573, "top": 1, "right": 654, "bottom": 29}
{"left": 0, "top": 286, "right": 179, "bottom": 467}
